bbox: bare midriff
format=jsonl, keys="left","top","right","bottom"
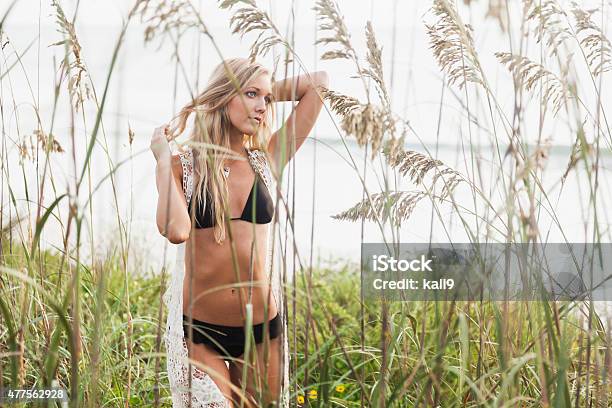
{"left": 182, "top": 221, "right": 277, "bottom": 326}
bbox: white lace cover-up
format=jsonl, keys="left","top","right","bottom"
{"left": 162, "top": 148, "right": 289, "bottom": 407}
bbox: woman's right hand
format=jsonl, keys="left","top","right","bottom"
{"left": 151, "top": 124, "right": 172, "bottom": 163}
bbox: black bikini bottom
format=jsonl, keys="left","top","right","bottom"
{"left": 182, "top": 313, "right": 281, "bottom": 361}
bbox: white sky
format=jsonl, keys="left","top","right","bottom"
{"left": 3, "top": 0, "right": 612, "bottom": 266}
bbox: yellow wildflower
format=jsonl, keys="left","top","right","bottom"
{"left": 297, "top": 395, "right": 305, "bottom": 404}
{"left": 308, "top": 389, "right": 318, "bottom": 400}
{"left": 335, "top": 384, "right": 346, "bottom": 393}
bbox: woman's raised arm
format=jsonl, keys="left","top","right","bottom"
{"left": 268, "top": 70, "right": 329, "bottom": 169}
{"left": 151, "top": 125, "right": 191, "bottom": 244}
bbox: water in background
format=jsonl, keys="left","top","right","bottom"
{"left": 118, "top": 138, "right": 612, "bottom": 270}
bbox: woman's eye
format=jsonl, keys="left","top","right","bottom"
{"left": 265, "top": 96, "right": 272, "bottom": 104}
{"left": 246, "top": 91, "right": 256, "bottom": 97}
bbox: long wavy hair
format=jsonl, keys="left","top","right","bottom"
{"left": 168, "top": 58, "right": 275, "bottom": 243}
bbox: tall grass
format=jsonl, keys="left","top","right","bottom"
{"left": 1, "top": 0, "right": 611, "bottom": 407}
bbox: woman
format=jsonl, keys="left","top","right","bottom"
{"left": 151, "top": 58, "right": 328, "bottom": 407}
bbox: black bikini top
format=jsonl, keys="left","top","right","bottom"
{"left": 186, "top": 150, "right": 275, "bottom": 229}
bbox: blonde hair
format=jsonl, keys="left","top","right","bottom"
{"left": 168, "top": 58, "right": 275, "bottom": 243}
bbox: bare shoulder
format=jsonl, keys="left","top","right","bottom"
{"left": 170, "top": 154, "right": 183, "bottom": 179}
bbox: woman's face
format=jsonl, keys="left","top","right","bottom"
{"left": 226, "top": 73, "right": 272, "bottom": 137}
